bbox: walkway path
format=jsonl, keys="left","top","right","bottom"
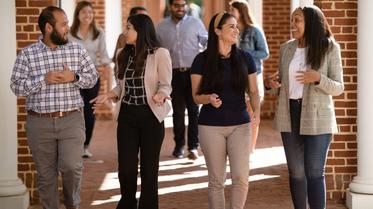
{"left": 30, "top": 119, "right": 347, "bottom": 209}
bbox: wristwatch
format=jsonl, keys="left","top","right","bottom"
{"left": 75, "top": 73, "right": 80, "bottom": 82}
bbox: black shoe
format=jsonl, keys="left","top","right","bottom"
{"left": 187, "top": 149, "right": 199, "bottom": 160}
{"left": 172, "top": 148, "right": 184, "bottom": 159}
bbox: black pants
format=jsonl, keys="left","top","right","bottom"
{"left": 81, "top": 79, "right": 100, "bottom": 147}
{"left": 171, "top": 70, "right": 199, "bottom": 150}
{"left": 116, "top": 104, "right": 164, "bottom": 209}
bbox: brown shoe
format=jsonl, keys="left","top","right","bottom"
{"left": 187, "top": 149, "right": 199, "bottom": 160}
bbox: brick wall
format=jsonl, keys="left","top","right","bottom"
{"left": 261, "top": 0, "right": 291, "bottom": 118}
{"left": 314, "top": 0, "right": 358, "bottom": 202}
{"left": 15, "top": 0, "right": 358, "bottom": 204}
{"left": 15, "top": 0, "right": 58, "bottom": 203}
{"left": 122, "top": 0, "right": 146, "bottom": 25}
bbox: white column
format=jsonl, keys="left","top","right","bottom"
{"left": 105, "top": 0, "right": 122, "bottom": 58}
{"left": 299, "top": 0, "right": 314, "bottom": 7}
{"left": 60, "top": 0, "right": 75, "bottom": 27}
{"left": 0, "top": 1, "right": 29, "bottom": 209}
{"left": 247, "top": 0, "right": 263, "bottom": 28}
{"left": 346, "top": 1, "right": 373, "bottom": 209}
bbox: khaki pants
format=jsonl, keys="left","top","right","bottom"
{"left": 26, "top": 111, "right": 85, "bottom": 209}
{"left": 199, "top": 123, "right": 251, "bottom": 209}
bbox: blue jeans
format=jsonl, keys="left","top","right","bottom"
{"left": 281, "top": 99, "right": 332, "bottom": 209}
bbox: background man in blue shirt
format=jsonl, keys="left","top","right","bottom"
{"left": 156, "top": 0, "right": 207, "bottom": 160}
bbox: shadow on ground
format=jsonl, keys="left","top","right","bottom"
{"left": 30, "top": 120, "right": 347, "bottom": 209}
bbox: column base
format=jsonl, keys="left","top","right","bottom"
{"left": 0, "top": 189, "right": 29, "bottom": 209}
{"left": 346, "top": 189, "right": 373, "bottom": 209}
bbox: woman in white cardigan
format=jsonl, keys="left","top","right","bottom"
{"left": 90, "top": 14, "right": 172, "bottom": 209}
{"left": 265, "top": 6, "right": 344, "bottom": 209}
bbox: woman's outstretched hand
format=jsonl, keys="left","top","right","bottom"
{"left": 264, "top": 71, "right": 281, "bottom": 89}
{"left": 90, "top": 94, "right": 111, "bottom": 114}
{"left": 152, "top": 93, "right": 171, "bottom": 106}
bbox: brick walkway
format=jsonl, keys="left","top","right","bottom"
{"left": 30, "top": 119, "right": 347, "bottom": 209}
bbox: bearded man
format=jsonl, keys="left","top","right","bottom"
{"left": 10, "top": 6, "right": 98, "bottom": 209}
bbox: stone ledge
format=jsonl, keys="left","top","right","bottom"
{"left": 0, "top": 189, "right": 29, "bottom": 209}
{"left": 346, "top": 189, "right": 373, "bottom": 209}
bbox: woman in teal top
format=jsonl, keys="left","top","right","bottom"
{"left": 229, "top": 0, "right": 269, "bottom": 153}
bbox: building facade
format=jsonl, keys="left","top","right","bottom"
{"left": 0, "top": 0, "right": 370, "bottom": 208}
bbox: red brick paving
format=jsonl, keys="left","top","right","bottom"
{"left": 30, "top": 119, "right": 347, "bottom": 209}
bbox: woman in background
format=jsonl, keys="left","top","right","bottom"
{"left": 229, "top": 0, "right": 269, "bottom": 153}
{"left": 265, "top": 6, "right": 344, "bottom": 209}
{"left": 68, "top": 1, "right": 111, "bottom": 158}
{"left": 191, "top": 12, "right": 260, "bottom": 209}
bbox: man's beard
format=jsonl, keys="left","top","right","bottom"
{"left": 172, "top": 11, "right": 185, "bottom": 20}
{"left": 50, "top": 28, "right": 68, "bottom": 45}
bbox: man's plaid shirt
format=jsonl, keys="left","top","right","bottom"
{"left": 10, "top": 37, "right": 99, "bottom": 113}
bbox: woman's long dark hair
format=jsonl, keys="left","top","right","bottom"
{"left": 198, "top": 12, "right": 248, "bottom": 95}
{"left": 302, "top": 5, "right": 333, "bottom": 70}
{"left": 70, "top": 1, "right": 100, "bottom": 40}
{"left": 117, "top": 14, "right": 160, "bottom": 79}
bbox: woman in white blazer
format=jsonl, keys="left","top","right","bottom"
{"left": 90, "top": 14, "right": 172, "bottom": 209}
{"left": 265, "top": 6, "right": 344, "bottom": 209}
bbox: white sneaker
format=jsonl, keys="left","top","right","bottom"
{"left": 82, "top": 148, "right": 93, "bottom": 158}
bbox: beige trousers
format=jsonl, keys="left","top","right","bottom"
{"left": 199, "top": 123, "right": 251, "bottom": 209}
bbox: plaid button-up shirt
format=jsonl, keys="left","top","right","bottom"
{"left": 10, "top": 37, "right": 98, "bottom": 113}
